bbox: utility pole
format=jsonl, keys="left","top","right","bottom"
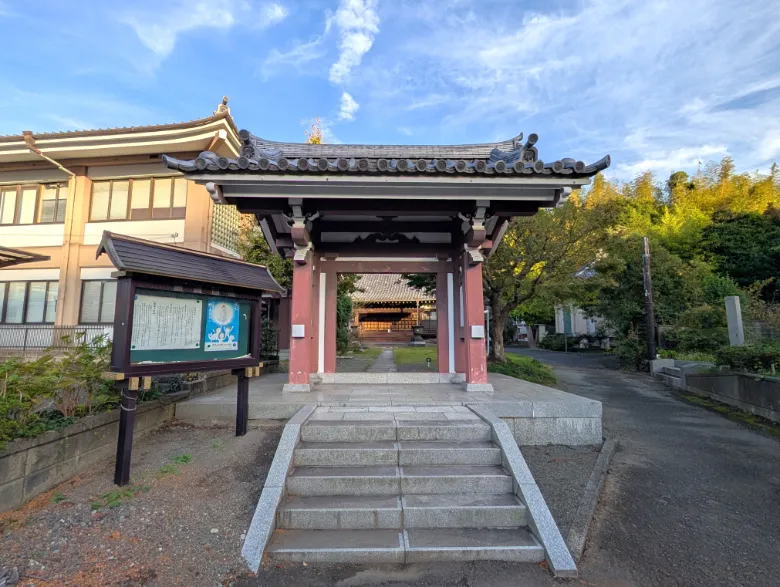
{"left": 642, "top": 236, "right": 657, "bottom": 361}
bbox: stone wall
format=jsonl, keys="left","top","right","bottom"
{"left": 686, "top": 372, "right": 780, "bottom": 424}
{"left": 0, "top": 397, "right": 176, "bottom": 513}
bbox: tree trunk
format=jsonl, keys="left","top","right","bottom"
{"left": 489, "top": 298, "right": 509, "bottom": 362}
{"left": 527, "top": 325, "right": 537, "bottom": 349}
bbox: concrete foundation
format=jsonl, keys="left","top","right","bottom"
{"left": 176, "top": 372, "right": 602, "bottom": 446}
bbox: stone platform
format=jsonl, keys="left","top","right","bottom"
{"left": 175, "top": 372, "right": 602, "bottom": 445}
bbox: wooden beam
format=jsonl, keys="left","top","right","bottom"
{"left": 315, "top": 220, "right": 458, "bottom": 233}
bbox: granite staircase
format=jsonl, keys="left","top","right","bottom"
{"left": 265, "top": 407, "right": 544, "bottom": 563}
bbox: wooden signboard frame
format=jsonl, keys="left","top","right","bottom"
{"left": 109, "top": 273, "right": 264, "bottom": 486}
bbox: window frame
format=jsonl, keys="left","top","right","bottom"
{"left": 0, "top": 280, "right": 59, "bottom": 324}
{"left": 0, "top": 184, "right": 68, "bottom": 225}
{"left": 89, "top": 177, "right": 187, "bottom": 222}
{"left": 78, "top": 279, "right": 117, "bottom": 324}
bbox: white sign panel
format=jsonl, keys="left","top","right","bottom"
{"left": 131, "top": 294, "right": 202, "bottom": 351}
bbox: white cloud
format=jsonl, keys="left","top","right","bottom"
{"left": 121, "top": 0, "right": 287, "bottom": 58}
{"left": 329, "top": 0, "right": 379, "bottom": 84}
{"left": 338, "top": 92, "right": 360, "bottom": 121}
{"left": 352, "top": 0, "right": 780, "bottom": 179}
{"left": 260, "top": 12, "right": 333, "bottom": 79}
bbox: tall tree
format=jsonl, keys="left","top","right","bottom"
{"left": 483, "top": 198, "right": 617, "bottom": 360}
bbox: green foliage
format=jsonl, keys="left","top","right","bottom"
{"left": 0, "top": 334, "right": 113, "bottom": 449}
{"left": 613, "top": 331, "right": 647, "bottom": 371}
{"left": 171, "top": 454, "right": 192, "bottom": 464}
{"left": 260, "top": 318, "right": 279, "bottom": 358}
{"left": 658, "top": 349, "right": 716, "bottom": 363}
{"left": 487, "top": 355, "right": 556, "bottom": 385}
{"left": 663, "top": 327, "right": 729, "bottom": 353}
{"left": 702, "top": 210, "right": 780, "bottom": 301}
{"left": 237, "top": 224, "right": 293, "bottom": 289}
{"left": 714, "top": 343, "right": 780, "bottom": 373}
{"left": 537, "top": 333, "right": 580, "bottom": 351}
{"left": 336, "top": 294, "right": 353, "bottom": 354}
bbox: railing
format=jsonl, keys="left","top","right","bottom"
{"left": 0, "top": 325, "right": 114, "bottom": 353}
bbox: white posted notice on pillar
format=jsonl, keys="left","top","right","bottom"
{"left": 131, "top": 294, "right": 203, "bottom": 350}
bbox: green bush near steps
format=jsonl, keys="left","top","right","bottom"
{"left": 714, "top": 343, "right": 780, "bottom": 374}
{"left": 488, "top": 354, "right": 556, "bottom": 385}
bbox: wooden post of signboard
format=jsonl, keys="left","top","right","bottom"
{"left": 114, "top": 377, "right": 138, "bottom": 486}
{"left": 234, "top": 369, "right": 249, "bottom": 436}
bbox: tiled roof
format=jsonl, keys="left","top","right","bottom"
{"left": 0, "top": 111, "right": 237, "bottom": 142}
{"left": 351, "top": 274, "right": 435, "bottom": 302}
{"left": 162, "top": 130, "right": 610, "bottom": 178}
{"left": 96, "top": 232, "right": 285, "bottom": 294}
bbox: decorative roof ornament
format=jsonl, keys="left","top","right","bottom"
{"left": 162, "top": 129, "right": 610, "bottom": 179}
{"left": 214, "top": 96, "right": 230, "bottom": 115}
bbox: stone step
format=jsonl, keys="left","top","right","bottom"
{"left": 399, "top": 441, "right": 501, "bottom": 465}
{"left": 662, "top": 366, "right": 682, "bottom": 377}
{"left": 287, "top": 466, "right": 400, "bottom": 496}
{"left": 401, "top": 465, "right": 513, "bottom": 494}
{"left": 277, "top": 496, "right": 402, "bottom": 530}
{"left": 396, "top": 421, "right": 492, "bottom": 442}
{"left": 402, "top": 493, "right": 527, "bottom": 528}
{"left": 267, "top": 529, "right": 404, "bottom": 563}
{"left": 404, "top": 528, "right": 544, "bottom": 563}
{"left": 294, "top": 442, "right": 397, "bottom": 466}
{"left": 301, "top": 421, "right": 396, "bottom": 443}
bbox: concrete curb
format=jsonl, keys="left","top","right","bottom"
{"left": 241, "top": 404, "right": 316, "bottom": 573}
{"left": 566, "top": 437, "right": 618, "bottom": 561}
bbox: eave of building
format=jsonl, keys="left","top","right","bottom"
{"left": 0, "top": 113, "right": 241, "bottom": 165}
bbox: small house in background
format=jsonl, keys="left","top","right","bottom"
{"left": 351, "top": 274, "right": 435, "bottom": 344}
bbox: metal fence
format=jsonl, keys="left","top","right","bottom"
{"left": 0, "top": 325, "right": 114, "bottom": 354}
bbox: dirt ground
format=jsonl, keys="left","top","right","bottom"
{"left": 1, "top": 419, "right": 597, "bottom": 587}
{"left": 1, "top": 422, "right": 282, "bottom": 587}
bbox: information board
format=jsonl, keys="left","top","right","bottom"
{"left": 131, "top": 294, "right": 202, "bottom": 351}
{"left": 129, "top": 288, "right": 251, "bottom": 366}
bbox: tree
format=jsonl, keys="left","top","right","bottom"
{"left": 483, "top": 198, "right": 617, "bottom": 360}
{"left": 702, "top": 211, "right": 780, "bottom": 301}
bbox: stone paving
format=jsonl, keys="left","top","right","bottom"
{"left": 366, "top": 347, "right": 398, "bottom": 373}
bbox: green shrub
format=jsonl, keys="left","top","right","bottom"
{"left": 488, "top": 355, "right": 556, "bottom": 385}
{"left": 663, "top": 327, "right": 728, "bottom": 353}
{"left": 614, "top": 333, "right": 646, "bottom": 370}
{"left": 714, "top": 343, "right": 780, "bottom": 373}
{"left": 538, "top": 333, "right": 580, "bottom": 351}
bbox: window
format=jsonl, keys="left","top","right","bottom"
{"left": 79, "top": 280, "right": 116, "bottom": 324}
{"left": 0, "top": 184, "right": 67, "bottom": 225}
{"left": 40, "top": 184, "right": 67, "bottom": 223}
{"left": 90, "top": 177, "right": 187, "bottom": 221}
{"left": 0, "top": 281, "right": 58, "bottom": 324}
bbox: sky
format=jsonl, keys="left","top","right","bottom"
{"left": 1, "top": 0, "right": 779, "bottom": 181}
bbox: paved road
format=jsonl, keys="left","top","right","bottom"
{"left": 541, "top": 353, "right": 780, "bottom": 587}
{"left": 507, "top": 346, "right": 621, "bottom": 369}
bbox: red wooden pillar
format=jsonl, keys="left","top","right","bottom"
{"left": 285, "top": 250, "right": 315, "bottom": 392}
{"left": 435, "top": 270, "right": 450, "bottom": 373}
{"left": 461, "top": 249, "right": 492, "bottom": 390}
{"left": 452, "top": 259, "right": 466, "bottom": 375}
{"left": 323, "top": 265, "right": 338, "bottom": 373}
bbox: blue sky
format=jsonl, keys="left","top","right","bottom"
{"left": 1, "top": 0, "right": 779, "bottom": 181}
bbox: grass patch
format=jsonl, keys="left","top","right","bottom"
{"left": 393, "top": 346, "right": 437, "bottom": 366}
{"left": 679, "top": 392, "right": 780, "bottom": 437}
{"left": 51, "top": 492, "right": 66, "bottom": 504}
{"left": 488, "top": 354, "right": 556, "bottom": 385}
{"left": 91, "top": 485, "right": 150, "bottom": 510}
{"left": 171, "top": 454, "right": 192, "bottom": 464}
{"left": 347, "top": 347, "right": 382, "bottom": 360}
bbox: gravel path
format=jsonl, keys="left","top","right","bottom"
{"left": 1, "top": 422, "right": 281, "bottom": 587}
